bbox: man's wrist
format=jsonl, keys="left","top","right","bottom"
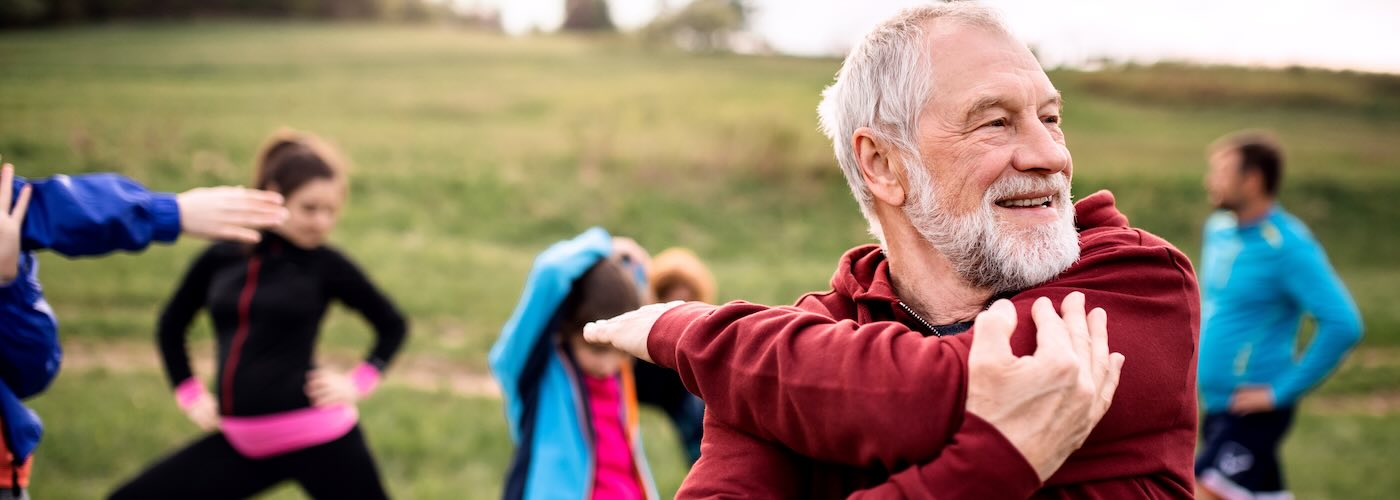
{"left": 646, "top": 301, "right": 713, "bottom": 369}
{"left": 970, "top": 411, "right": 1069, "bottom": 482}
{"left": 960, "top": 412, "right": 1046, "bottom": 489}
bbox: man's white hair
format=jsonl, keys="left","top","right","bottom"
{"left": 817, "top": 1, "right": 1011, "bottom": 245}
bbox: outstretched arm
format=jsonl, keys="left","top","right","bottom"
{"left": 590, "top": 289, "right": 1125, "bottom": 484}
{"left": 12, "top": 167, "right": 284, "bottom": 255}
{"left": 587, "top": 241, "right": 1194, "bottom": 480}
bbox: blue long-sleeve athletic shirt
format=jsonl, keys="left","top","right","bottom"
{"left": 1198, "top": 205, "right": 1363, "bottom": 412}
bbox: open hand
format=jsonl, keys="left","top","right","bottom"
{"left": 176, "top": 186, "right": 287, "bottom": 243}
{"left": 965, "top": 293, "right": 1125, "bottom": 481}
{"left": 1, "top": 163, "right": 33, "bottom": 284}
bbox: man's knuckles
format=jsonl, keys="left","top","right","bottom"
{"left": 1039, "top": 351, "right": 1080, "bottom": 379}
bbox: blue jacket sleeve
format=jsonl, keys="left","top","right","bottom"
{"left": 14, "top": 174, "right": 181, "bottom": 256}
{"left": 1272, "top": 239, "right": 1364, "bottom": 405}
{"left": 488, "top": 227, "right": 613, "bottom": 439}
{"left": 0, "top": 252, "right": 62, "bottom": 399}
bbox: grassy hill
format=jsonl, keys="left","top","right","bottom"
{"left": 2, "top": 22, "right": 1398, "bottom": 498}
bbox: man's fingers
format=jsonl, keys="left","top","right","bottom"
{"left": 970, "top": 299, "right": 1017, "bottom": 362}
{"left": 1030, "top": 296, "right": 1070, "bottom": 356}
{"left": 1089, "top": 307, "right": 1110, "bottom": 386}
{"left": 583, "top": 318, "right": 614, "bottom": 344}
{"left": 1097, "top": 352, "right": 1126, "bottom": 416}
{"left": 584, "top": 301, "right": 681, "bottom": 363}
{"left": 11, "top": 185, "right": 31, "bottom": 223}
{"left": 1060, "top": 292, "right": 1090, "bottom": 363}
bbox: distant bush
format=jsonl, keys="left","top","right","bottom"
{"left": 643, "top": 0, "right": 749, "bottom": 52}
{"left": 1058, "top": 62, "right": 1400, "bottom": 114}
{"left": 561, "top": 0, "right": 612, "bottom": 32}
{"left": 0, "top": 0, "right": 45, "bottom": 24}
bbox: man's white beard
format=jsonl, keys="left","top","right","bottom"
{"left": 904, "top": 170, "right": 1080, "bottom": 294}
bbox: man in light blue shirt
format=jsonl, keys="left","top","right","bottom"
{"left": 1195, "top": 131, "right": 1363, "bottom": 500}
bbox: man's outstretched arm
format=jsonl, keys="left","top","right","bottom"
{"left": 586, "top": 240, "right": 1197, "bottom": 486}
{"left": 12, "top": 168, "right": 285, "bottom": 255}
{"left": 590, "top": 294, "right": 1122, "bottom": 491}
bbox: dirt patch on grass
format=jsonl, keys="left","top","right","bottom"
{"left": 1308, "top": 391, "right": 1400, "bottom": 417}
{"left": 60, "top": 338, "right": 501, "bottom": 398}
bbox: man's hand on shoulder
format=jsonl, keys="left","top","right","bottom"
{"left": 966, "top": 292, "right": 1126, "bottom": 481}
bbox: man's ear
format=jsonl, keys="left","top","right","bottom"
{"left": 1240, "top": 168, "right": 1267, "bottom": 199}
{"left": 853, "top": 127, "right": 907, "bottom": 207}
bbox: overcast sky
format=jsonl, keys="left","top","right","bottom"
{"left": 467, "top": 0, "right": 1400, "bottom": 73}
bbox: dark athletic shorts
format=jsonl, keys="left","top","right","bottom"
{"left": 1195, "top": 408, "right": 1296, "bottom": 499}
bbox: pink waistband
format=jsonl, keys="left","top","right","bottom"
{"left": 219, "top": 404, "right": 359, "bottom": 459}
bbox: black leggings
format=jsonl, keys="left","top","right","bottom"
{"left": 109, "top": 425, "right": 388, "bottom": 500}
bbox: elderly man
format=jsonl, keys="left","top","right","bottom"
{"left": 588, "top": 3, "right": 1198, "bottom": 499}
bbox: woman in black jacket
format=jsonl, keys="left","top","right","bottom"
{"left": 111, "top": 129, "right": 407, "bottom": 500}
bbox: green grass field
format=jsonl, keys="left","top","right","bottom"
{"left": 2, "top": 22, "right": 1398, "bottom": 498}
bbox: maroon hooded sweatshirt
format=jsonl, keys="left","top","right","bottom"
{"left": 647, "top": 191, "right": 1200, "bottom": 499}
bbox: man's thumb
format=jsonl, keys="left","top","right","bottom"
{"left": 970, "top": 299, "right": 1017, "bottom": 361}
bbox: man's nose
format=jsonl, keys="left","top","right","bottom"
{"left": 1011, "top": 116, "right": 1069, "bottom": 175}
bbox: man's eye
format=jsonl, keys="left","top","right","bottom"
{"left": 983, "top": 118, "right": 1008, "bottom": 128}
{"left": 1043, "top": 115, "right": 1062, "bottom": 124}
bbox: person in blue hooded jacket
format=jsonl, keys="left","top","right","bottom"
{"left": 0, "top": 161, "right": 286, "bottom": 498}
{"left": 490, "top": 228, "right": 659, "bottom": 500}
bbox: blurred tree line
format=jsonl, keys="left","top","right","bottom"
{"left": 641, "top": 0, "right": 753, "bottom": 52}
{"left": 559, "top": 0, "right": 752, "bottom": 49}
{"left": 1, "top": 0, "right": 758, "bottom": 53}
{"left": 0, "top": 0, "right": 448, "bottom": 26}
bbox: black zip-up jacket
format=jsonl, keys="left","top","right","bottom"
{"left": 157, "top": 231, "right": 408, "bottom": 416}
